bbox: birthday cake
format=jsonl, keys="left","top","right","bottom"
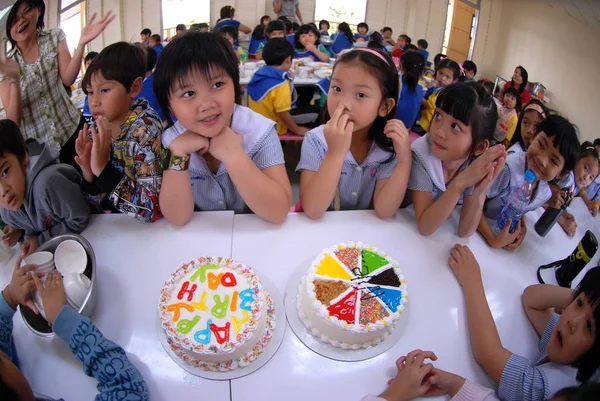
{"left": 297, "top": 242, "right": 407, "bottom": 349}
{"left": 159, "top": 256, "right": 275, "bottom": 371}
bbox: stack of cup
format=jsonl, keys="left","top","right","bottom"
{"left": 22, "top": 251, "right": 55, "bottom": 320}
{"left": 54, "top": 240, "right": 90, "bottom": 309}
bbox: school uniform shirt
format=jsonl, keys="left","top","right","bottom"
{"left": 404, "top": 134, "right": 473, "bottom": 206}
{"left": 585, "top": 175, "right": 600, "bottom": 201}
{"left": 495, "top": 105, "right": 518, "bottom": 143}
{"left": 354, "top": 33, "right": 370, "bottom": 41}
{"left": 484, "top": 151, "right": 552, "bottom": 220}
{"left": 161, "top": 105, "right": 285, "bottom": 213}
{"left": 420, "top": 88, "right": 443, "bottom": 132}
{"left": 213, "top": 18, "right": 241, "bottom": 31}
{"left": 296, "top": 125, "right": 398, "bottom": 211}
{"left": 331, "top": 33, "right": 354, "bottom": 55}
{"left": 396, "top": 75, "right": 424, "bottom": 129}
{"left": 554, "top": 171, "right": 583, "bottom": 197}
{"left": 295, "top": 44, "right": 331, "bottom": 61}
{"left": 499, "top": 313, "right": 577, "bottom": 401}
{"left": 286, "top": 33, "right": 296, "bottom": 45}
{"left": 152, "top": 43, "right": 164, "bottom": 59}
{"left": 418, "top": 48, "right": 429, "bottom": 62}
{"left": 248, "top": 37, "right": 266, "bottom": 55}
{"left": 320, "top": 30, "right": 330, "bottom": 38}
{"left": 248, "top": 66, "right": 297, "bottom": 135}
{"left": 135, "top": 72, "right": 166, "bottom": 122}
{"left": 507, "top": 142, "right": 525, "bottom": 155}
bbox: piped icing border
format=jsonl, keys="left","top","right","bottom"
{"left": 306, "top": 242, "right": 408, "bottom": 334}
{"left": 158, "top": 256, "right": 264, "bottom": 355}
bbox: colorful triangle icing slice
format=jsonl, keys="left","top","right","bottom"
{"left": 359, "top": 289, "right": 389, "bottom": 325}
{"left": 361, "top": 249, "right": 390, "bottom": 276}
{"left": 370, "top": 287, "right": 403, "bottom": 313}
{"left": 327, "top": 287, "right": 358, "bottom": 324}
{"left": 313, "top": 280, "right": 350, "bottom": 305}
{"left": 315, "top": 255, "right": 353, "bottom": 281}
{"left": 366, "top": 267, "right": 401, "bottom": 287}
{"left": 334, "top": 247, "right": 361, "bottom": 274}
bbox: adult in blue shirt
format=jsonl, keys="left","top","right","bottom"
{"left": 136, "top": 47, "right": 166, "bottom": 122}
{"left": 213, "top": 6, "right": 251, "bottom": 34}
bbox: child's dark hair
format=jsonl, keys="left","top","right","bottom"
{"left": 433, "top": 53, "right": 446, "bottom": 72}
{"left": 176, "top": 24, "right": 187, "bottom": 32}
{"left": 82, "top": 42, "right": 146, "bottom": 95}
{"left": 141, "top": 28, "right": 152, "bottom": 36}
{"left": 150, "top": 34, "right": 162, "bottom": 43}
{"left": 7, "top": 0, "right": 45, "bottom": 45}
{"left": 260, "top": 15, "right": 271, "bottom": 25}
{"left": 154, "top": 32, "right": 241, "bottom": 127}
{"left": 263, "top": 38, "right": 294, "bottom": 66}
{"left": 198, "top": 23, "right": 209, "bottom": 30}
{"left": 295, "top": 24, "right": 320, "bottom": 50}
{"left": 403, "top": 44, "right": 418, "bottom": 52}
{"left": 535, "top": 114, "right": 580, "bottom": 174}
{"left": 84, "top": 51, "right": 99, "bottom": 65}
{"left": 435, "top": 82, "right": 498, "bottom": 150}
{"left": 554, "top": 382, "right": 600, "bottom": 401}
{"left": 292, "top": 22, "right": 300, "bottom": 31}
{"left": 266, "top": 20, "right": 285, "bottom": 36}
{"left": 337, "top": 22, "right": 355, "bottom": 43}
{"left": 367, "top": 32, "right": 386, "bottom": 52}
{"left": 399, "top": 34, "right": 411, "bottom": 45}
{"left": 417, "top": 39, "right": 428, "bottom": 49}
{"left": 512, "top": 65, "right": 529, "bottom": 93}
{"left": 189, "top": 23, "right": 201, "bottom": 31}
{"left": 509, "top": 99, "right": 550, "bottom": 150}
{"left": 0, "top": 119, "right": 27, "bottom": 165}
{"left": 463, "top": 60, "right": 477, "bottom": 75}
{"left": 382, "top": 27, "right": 393, "bottom": 34}
{"left": 219, "top": 25, "right": 238, "bottom": 43}
{"left": 436, "top": 58, "right": 460, "bottom": 82}
{"left": 319, "top": 20, "right": 330, "bottom": 30}
{"left": 324, "top": 49, "right": 399, "bottom": 158}
{"left": 594, "top": 138, "right": 600, "bottom": 148}
{"left": 220, "top": 5, "right": 235, "bottom": 19}
{"left": 503, "top": 87, "right": 522, "bottom": 110}
{"left": 477, "top": 79, "right": 495, "bottom": 95}
{"left": 252, "top": 24, "right": 266, "bottom": 40}
{"left": 401, "top": 51, "right": 425, "bottom": 95}
{"left": 282, "top": 18, "right": 293, "bottom": 34}
{"left": 570, "top": 267, "right": 600, "bottom": 382}
{"left": 357, "top": 22, "right": 369, "bottom": 32}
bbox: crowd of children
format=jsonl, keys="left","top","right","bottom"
{"left": 0, "top": 1, "right": 598, "bottom": 400}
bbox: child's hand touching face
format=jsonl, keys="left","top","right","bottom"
{"left": 2, "top": 256, "right": 40, "bottom": 312}
{"left": 384, "top": 119, "right": 411, "bottom": 159}
{"left": 379, "top": 350, "right": 438, "bottom": 401}
{"left": 169, "top": 131, "right": 210, "bottom": 157}
{"left": 324, "top": 105, "right": 353, "bottom": 158}
{"left": 32, "top": 270, "right": 67, "bottom": 326}
{"left": 208, "top": 126, "right": 244, "bottom": 163}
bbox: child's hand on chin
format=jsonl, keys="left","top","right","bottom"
{"left": 169, "top": 131, "right": 210, "bottom": 156}
{"left": 209, "top": 126, "right": 244, "bottom": 162}
{"left": 448, "top": 245, "right": 482, "bottom": 288}
{"left": 32, "top": 271, "right": 67, "bottom": 326}
{"left": 379, "top": 350, "right": 438, "bottom": 401}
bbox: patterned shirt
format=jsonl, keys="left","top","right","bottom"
{"left": 15, "top": 28, "right": 81, "bottom": 151}
{"left": 296, "top": 125, "right": 398, "bottom": 211}
{"left": 85, "top": 99, "right": 164, "bottom": 222}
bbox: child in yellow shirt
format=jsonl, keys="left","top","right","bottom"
{"left": 496, "top": 87, "right": 520, "bottom": 144}
{"left": 420, "top": 58, "right": 460, "bottom": 132}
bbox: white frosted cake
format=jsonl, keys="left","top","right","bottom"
{"left": 159, "top": 256, "right": 275, "bottom": 371}
{"left": 297, "top": 242, "right": 407, "bottom": 349}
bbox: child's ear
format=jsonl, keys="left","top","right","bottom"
{"left": 129, "top": 77, "right": 144, "bottom": 98}
{"left": 379, "top": 98, "right": 396, "bottom": 117}
{"left": 473, "top": 139, "right": 489, "bottom": 156}
{"left": 22, "top": 152, "right": 29, "bottom": 168}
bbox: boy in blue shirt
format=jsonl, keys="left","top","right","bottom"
{"left": 134, "top": 47, "right": 165, "bottom": 122}
{"left": 248, "top": 38, "right": 312, "bottom": 136}
{"left": 417, "top": 39, "right": 429, "bottom": 63}
{"left": 0, "top": 258, "right": 148, "bottom": 400}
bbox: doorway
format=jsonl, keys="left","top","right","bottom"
{"left": 442, "top": 0, "right": 478, "bottom": 62}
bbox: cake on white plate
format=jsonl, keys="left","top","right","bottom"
{"left": 297, "top": 242, "right": 408, "bottom": 349}
{"left": 159, "top": 256, "right": 275, "bottom": 371}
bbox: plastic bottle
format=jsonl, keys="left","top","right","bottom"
{"left": 494, "top": 169, "right": 536, "bottom": 234}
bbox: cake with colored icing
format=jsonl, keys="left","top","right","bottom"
{"left": 297, "top": 242, "right": 407, "bottom": 349}
{"left": 159, "top": 256, "right": 275, "bottom": 371}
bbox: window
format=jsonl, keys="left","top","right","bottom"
{"left": 161, "top": 0, "right": 210, "bottom": 40}
{"left": 314, "top": 0, "right": 368, "bottom": 33}
{"left": 60, "top": 0, "right": 86, "bottom": 53}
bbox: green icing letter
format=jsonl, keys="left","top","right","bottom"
{"left": 190, "top": 264, "right": 219, "bottom": 282}
{"left": 176, "top": 316, "right": 200, "bottom": 334}
{"left": 211, "top": 294, "right": 230, "bottom": 318}
{"left": 361, "top": 250, "right": 390, "bottom": 276}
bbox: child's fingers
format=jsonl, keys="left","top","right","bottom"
{"left": 329, "top": 104, "right": 345, "bottom": 127}
{"left": 32, "top": 273, "right": 43, "bottom": 293}
{"left": 25, "top": 299, "right": 39, "bottom": 315}
{"left": 395, "top": 356, "right": 406, "bottom": 370}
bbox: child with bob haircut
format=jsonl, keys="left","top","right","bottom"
{"left": 294, "top": 24, "right": 331, "bottom": 62}
{"left": 153, "top": 32, "right": 292, "bottom": 225}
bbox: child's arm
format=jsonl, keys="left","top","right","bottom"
{"left": 276, "top": 110, "right": 309, "bottom": 136}
{"left": 90, "top": 117, "right": 164, "bottom": 223}
{"left": 299, "top": 106, "right": 352, "bottom": 219}
{"left": 34, "top": 272, "right": 149, "bottom": 401}
{"left": 35, "top": 167, "right": 90, "bottom": 244}
{"left": 373, "top": 120, "right": 412, "bottom": 219}
{"left": 522, "top": 284, "right": 573, "bottom": 336}
{"left": 305, "top": 43, "right": 330, "bottom": 62}
{"left": 210, "top": 127, "right": 292, "bottom": 223}
{"left": 448, "top": 245, "right": 512, "bottom": 383}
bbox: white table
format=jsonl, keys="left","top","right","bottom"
{"left": 229, "top": 200, "right": 599, "bottom": 401}
{"left": 1, "top": 211, "right": 235, "bottom": 401}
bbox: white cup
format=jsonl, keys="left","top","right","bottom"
{"left": 63, "top": 273, "right": 90, "bottom": 309}
{"left": 244, "top": 62, "right": 257, "bottom": 70}
{"left": 23, "top": 251, "right": 54, "bottom": 268}
{"left": 298, "top": 66, "right": 311, "bottom": 79}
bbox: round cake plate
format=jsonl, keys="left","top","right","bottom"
{"left": 156, "top": 274, "right": 286, "bottom": 381}
{"left": 285, "top": 259, "right": 409, "bottom": 362}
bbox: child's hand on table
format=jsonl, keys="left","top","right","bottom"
{"left": 2, "top": 226, "right": 22, "bottom": 247}
{"left": 378, "top": 349, "right": 437, "bottom": 401}
{"left": 448, "top": 244, "right": 483, "bottom": 288}
{"left": 559, "top": 212, "right": 577, "bottom": 237}
{"left": 588, "top": 201, "right": 599, "bottom": 217}
{"left": 2, "top": 256, "right": 41, "bottom": 312}
{"left": 424, "top": 367, "right": 467, "bottom": 397}
{"left": 33, "top": 270, "right": 67, "bottom": 326}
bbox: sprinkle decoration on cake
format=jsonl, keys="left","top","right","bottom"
{"left": 298, "top": 242, "right": 407, "bottom": 349}
{"left": 159, "top": 256, "right": 275, "bottom": 371}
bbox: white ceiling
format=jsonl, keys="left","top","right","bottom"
{"left": 540, "top": 0, "right": 600, "bottom": 31}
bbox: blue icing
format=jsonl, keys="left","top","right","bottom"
{"left": 194, "top": 319, "right": 212, "bottom": 344}
{"left": 374, "top": 287, "right": 402, "bottom": 312}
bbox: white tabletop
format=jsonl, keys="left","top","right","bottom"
{"left": 229, "top": 200, "right": 599, "bottom": 401}
{"left": 1, "top": 211, "right": 235, "bottom": 401}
